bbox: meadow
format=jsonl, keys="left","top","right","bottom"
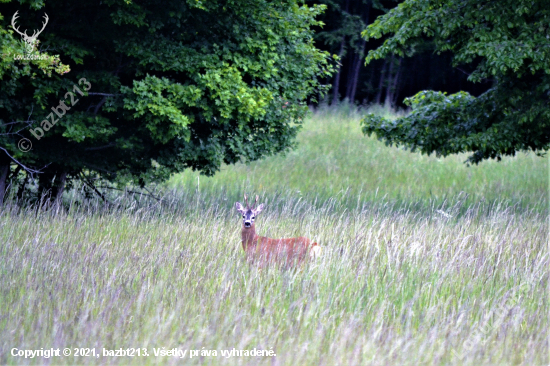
{"left": 0, "top": 105, "right": 548, "bottom": 365}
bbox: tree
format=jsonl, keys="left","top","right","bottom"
{"left": 308, "top": 0, "right": 491, "bottom": 106}
{"left": 311, "top": 0, "right": 380, "bottom": 104}
{"left": 0, "top": 0, "right": 333, "bottom": 203}
{"left": 361, "top": 0, "right": 550, "bottom": 163}
{"left": 0, "top": 5, "right": 69, "bottom": 203}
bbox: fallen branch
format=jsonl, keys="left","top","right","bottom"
{"left": 79, "top": 172, "right": 111, "bottom": 204}
{"left": 97, "top": 185, "right": 163, "bottom": 201}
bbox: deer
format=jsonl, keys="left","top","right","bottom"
{"left": 235, "top": 194, "right": 321, "bottom": 267}
{"left": 11, "top": 11, "right": 49, "bottom": 54}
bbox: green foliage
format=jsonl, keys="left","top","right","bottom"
{"left": 314, "top": 0, "right": 372, "bottom": 53}
{"left": 170, "top": 105, "right": 547, "bottom": 211}
{"left": 0, "top": 7, "right": 69, "bottom": 79}
{"left": 0, "top": 0, "right": 333, "bottom": 197}
{"left": 361, "top": 0, "right": 550, "bottom": 163}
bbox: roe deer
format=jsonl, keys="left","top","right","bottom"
{"left": 235, "top": 194, "right": 321, "bottom": 267}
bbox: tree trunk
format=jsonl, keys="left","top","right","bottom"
{"left": 345, "top": 1, "right": 371, "bottom": 104}
{"left": 54, "top": 171, "right": 67, "bottom": 206}
{"left": 345, "top": 53, "right": 358, "bottom": 100}
{"left": 38, "top": 166, "right": 68, "bottom": 207}
{"left": 375, "top": 60, "right": 388, "bottom": 104}
{"left": 332, "top": 37, "right": 346, "bottom": 105}
{"left": 3, "top": 164, "right": 22, "bottom": 204}
{"left": 391, "top": 59, "right": 403, "bottom": 106}
{"left": 0, "top": 164, "right": 9, "bottom": 206}
{"left": 331, "top": 0, "right": 349, "bottom": 105}
{"left": 0, "top": 152, "right": 11, "bottom": 206}
{"left": 348, "top": 38, "right": 366, "bottom": 103}
{"left": 383, "top": 56, "right": 402, "bottom": 107}
{"left": 16, "top": 171, "right": 28, "bottom": 202}
{"left": 385, "top": 55, "right": 396, "bottom": 106}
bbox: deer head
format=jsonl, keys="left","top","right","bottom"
{"left": 235, "top": 194, "right": 264, "bottom": 228}
{"left": 11, "top": 11, "right": 49, "bottom": 53}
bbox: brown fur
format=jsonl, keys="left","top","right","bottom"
{"left": 241, "top": 222, "right": 320, "bottom": 267}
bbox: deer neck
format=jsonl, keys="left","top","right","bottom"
{"left": 241, "top": 223, "right": 258, "bottom": 250}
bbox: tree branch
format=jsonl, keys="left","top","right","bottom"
{"left": 80, "top": 172, "right": 111, "bottom": 204}
{"left": 85, "top": 143, "right": 116, "bottom": 151}
{"left": 97, "top": 185, "right": 163, "bottom": 201}
{"left": 86, "top": 93, "right": 121, "bottom": 96}
{"left": 0, "top": 147, "right": 46, "bottom": 176}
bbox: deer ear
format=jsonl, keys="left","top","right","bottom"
{"left": 235, "top": 202, "right": 246, "bottom": 213}
{"left": 254, "top": 203, "right": 265, "bottom": 215}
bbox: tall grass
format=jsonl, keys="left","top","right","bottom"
{"left": 0, "top": 193, "right": 547, "bottom": 365}
{"left": 0, "top": 105, "right": 547, "bottom": 365}
{"left": 169, "top": 104, "right": 548, "bottom": 212}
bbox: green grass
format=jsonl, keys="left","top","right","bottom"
{"left": 0, "top": 105, "right": 548, "bottom": 365}
{"left": 169, "top": 104, "right": 548, "bottom": 212}
{"left": 0, "top": 196, "right": 547, "bottom": 365}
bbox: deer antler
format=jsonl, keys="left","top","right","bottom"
{"left": 11, "top": 11, "right": 27, "bottom": 38}
{"left": 244, "top": 193, "right": 249, "bottom": 208}
{"left": 10, "top": 11, "right": 48, "bottom": 41}
{"left": 32, "top": 13, "right": 49, "bottom": 39}
{"left": 255, "top": 195, "right": 259, "bottom": 207}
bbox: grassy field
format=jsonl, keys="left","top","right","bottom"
{"left": 0, "top": 105, "right": 548, "bottom": 365}
{"left": 168, "top": 104, "right": 548, "bottom": 212}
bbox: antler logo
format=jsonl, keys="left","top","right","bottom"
{"left": 11, "top": 11, "right": 49, "bottom": 54}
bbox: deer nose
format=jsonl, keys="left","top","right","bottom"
{"left": 244, "top": 221, "right": 251, "bottom": 227}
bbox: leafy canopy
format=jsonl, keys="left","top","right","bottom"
{"left": 360, "top": 0, "right": 550, "bottom": 163}
{"left": 0, "top": 0, "right": 333, "bottom": 197}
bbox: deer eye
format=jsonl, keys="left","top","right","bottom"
{"left": 252, "top": 216, "right": 255, "bottom": 219}
{"left": 242, "top": 215, "right": 245, "bottom": 218}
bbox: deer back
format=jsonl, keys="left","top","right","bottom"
{"left": 247, "top": 235, "right": 317, "bottom": 267}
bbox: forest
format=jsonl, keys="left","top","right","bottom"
{"left": 309, "top": 0, "right": 492, "bottom": 105}
{"left": 0, "top": 1, "right": 548, "bottom": 364}
{"left": 1, "top": 0, "right": 547, "bottom": 202}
